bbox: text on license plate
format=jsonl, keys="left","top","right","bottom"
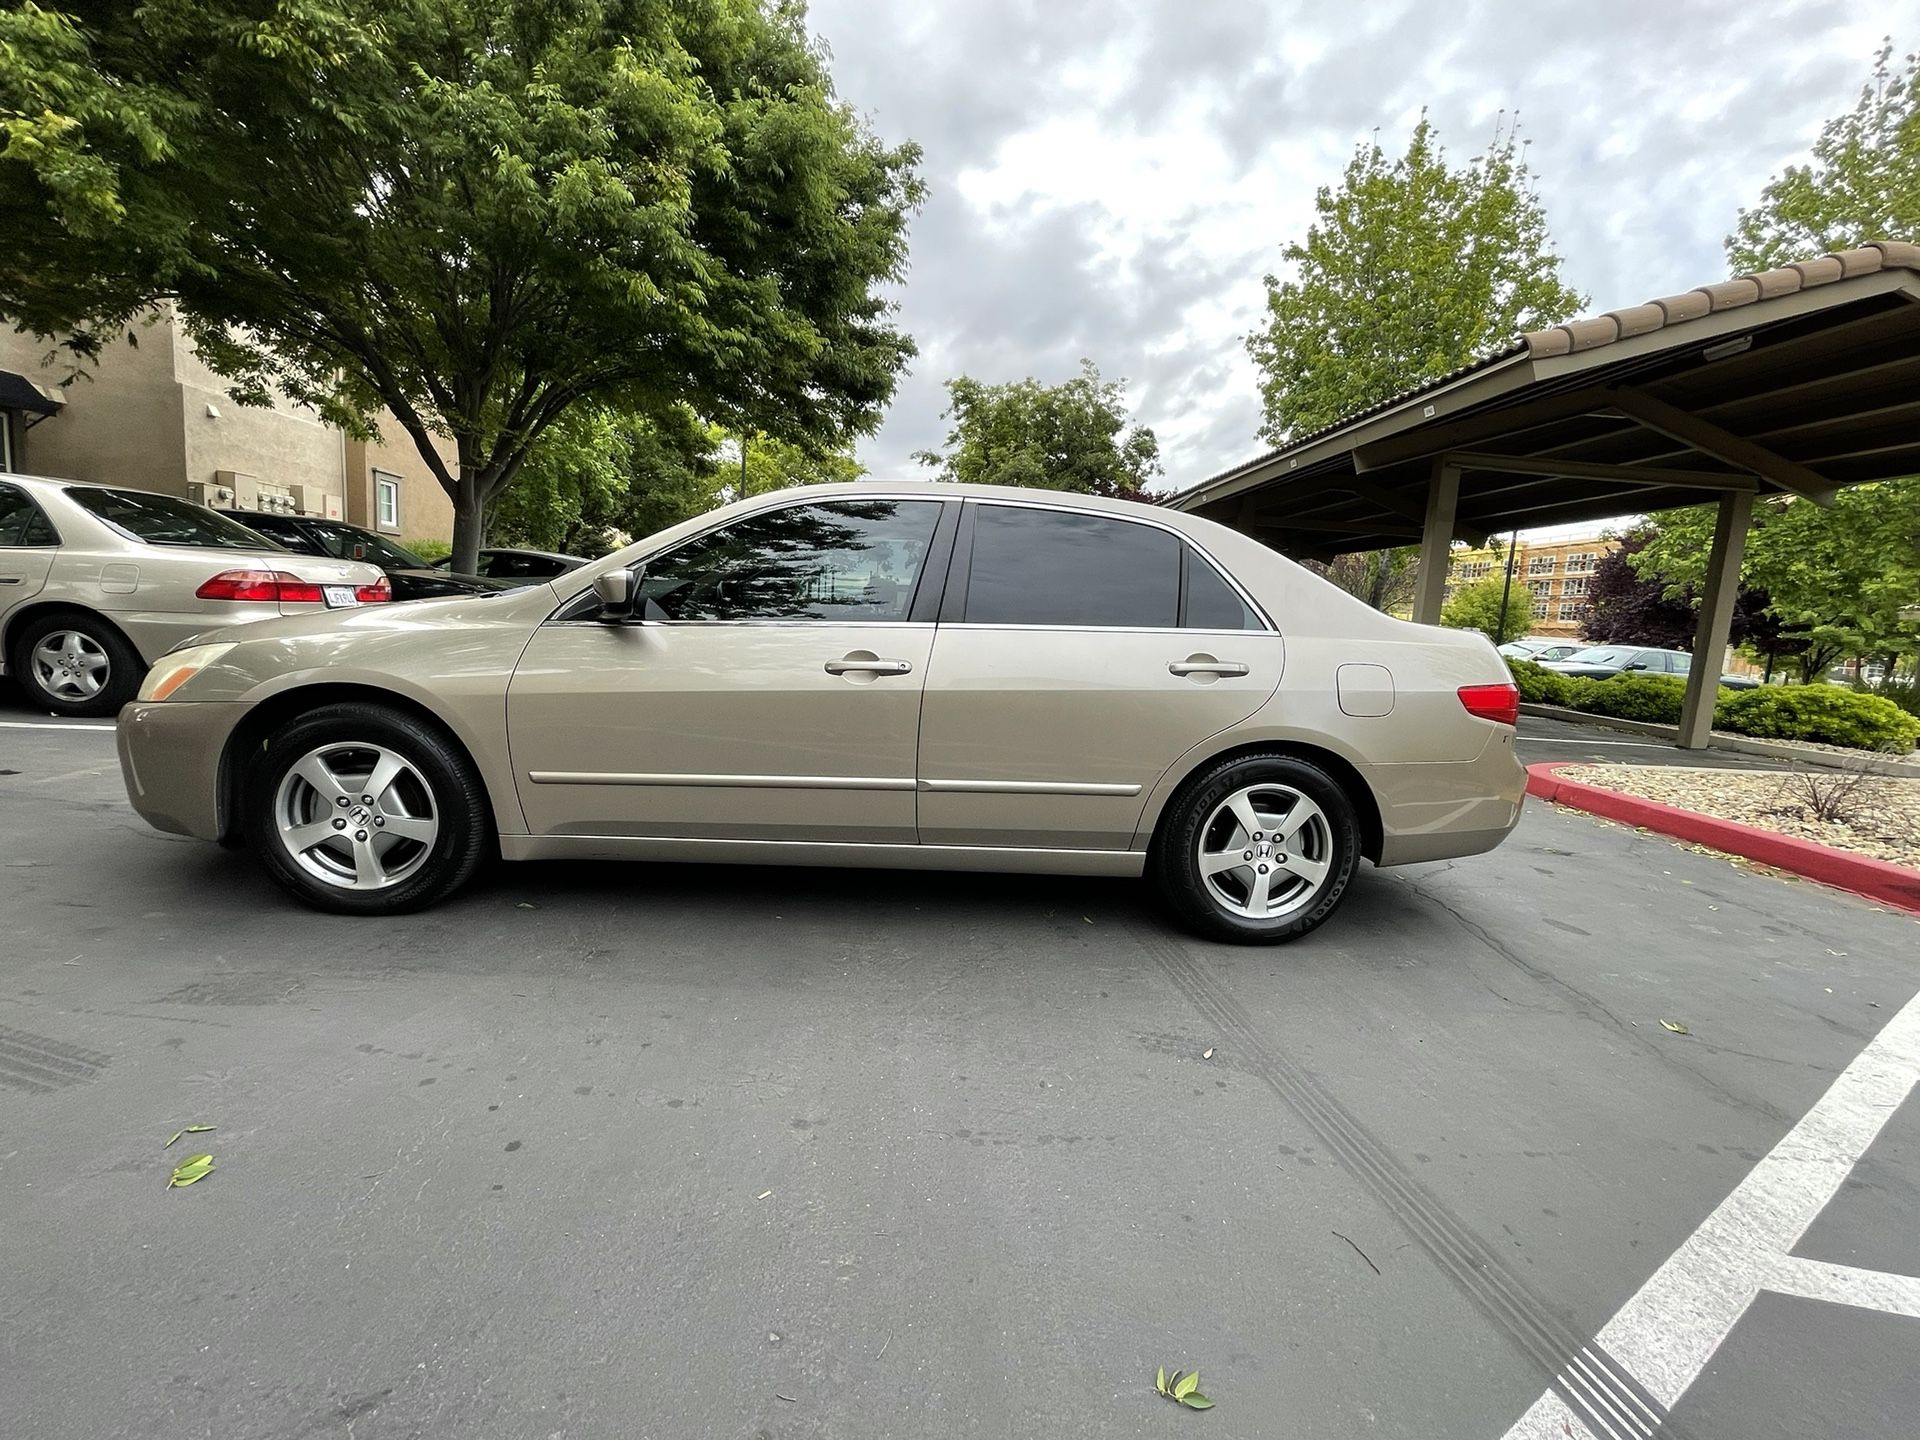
{"left": 323, "top": 586, "right": 359, "bottom": 608}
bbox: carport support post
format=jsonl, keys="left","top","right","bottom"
{"left": 1410, "top": 459, "right": 1460, "bottom": 626}
{"left": 1678, "top": 489, "right": 1754, "bottom": 750}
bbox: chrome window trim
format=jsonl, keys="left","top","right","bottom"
{"left": 540, "top": 618, "right": 937, "bottom": 631}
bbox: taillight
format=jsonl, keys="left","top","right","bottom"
{"left": 196, "top": 570, "right": 309, "bottom": 602}
{"left": 1458, "top": 682, "right": 1520, "bottom": 727}
{"left": 355, "top": 575, "right": 392, "bottom": 604}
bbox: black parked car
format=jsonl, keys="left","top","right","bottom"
{"left": 215, "top": 513, "right": 513, "bottom": 601}
{"left": 435, "top": 546, "right": 590, "bottom": 582}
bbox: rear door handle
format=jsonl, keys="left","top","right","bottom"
{"left": 1169, "top": 659, "right": 1249, "bottom": 677}
{"left": 825, "top": 657, "right": 913, "bottom": 676}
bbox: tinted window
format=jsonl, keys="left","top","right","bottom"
{"left": 638, "top": 500, "right": 942, "bottom": 622}
{"left": 233, "top": 515, "right": 317, "bottom": 554}
{"left": 1182, "top": 547, "right": 1261, "bottom": 630}
{"left": 304, "top": 523, "right": 425, "bottom": 569}
{"left": 67, "top": 486, "right": 275, "bottom": 550}
{"left": 0, "top": 483, "right": 58, "bottom": 546}
{"left": 965, "top": 505, "right": 1179, "bottom": 627}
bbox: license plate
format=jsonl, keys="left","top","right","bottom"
{"left": 323, "top": 586, "right": 358, "bottom": 609}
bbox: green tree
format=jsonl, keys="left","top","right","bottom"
{"left": 1728, "top": 40, "right": 1920, "bottom": 271}
{"left": 0, "top": 0, "right": 922, "bottom": 571}
{"left": 1313, "top": 548, "right": 1419, "bottom": 614}
{"left": 734, "top": 429, "right": 866, "bottom": 498}
{"left": 1247, "top": 114, "right": 1585, "bottom": 442}
{"left": 913, "top": 359, "right": 1160, "bottom": 497}
{"left": 1441, "top": 574, "right": 1533, "bottom": 641}
{"left": 1633, "top": 485, "right": 1920, "bottom": 680}
{"left": 487, "top": 405, "right": 726, "bottom": 557}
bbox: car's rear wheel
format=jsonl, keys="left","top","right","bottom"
{"left": 1154, "top": 753, "right": 1361, "bottom": 944}
{"left": 10, "top": 610, "right": 144, "bottom": 718}
{"left": 245, "top": 702, "right": 491, "bottom": 915}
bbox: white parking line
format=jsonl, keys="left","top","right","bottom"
{"left": 0, "top": 720, "right": 116, "bottom": 732}
{"left": 1499, "top": 982, "right": 1920, "bottom": 1437}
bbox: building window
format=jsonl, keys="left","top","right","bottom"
{"left": 1562, "top": 576, "right": 1590, "bottom": 598}
{"left": 1532, "top": 600, "right": 1550, "bottom": 619}
{"left": 1565, "top": 551, "right": 1598, "bottom": 574}
{"left": 1527, "top": 554, "right": 1556, "bottom": 575}
{"left": 1526, "top": 578, "right": 1551, "bottom": 598}
{"left": 1455, "top": 560, "right": 1491, "bottom": 581}
{"left": 1557, "top": 602, "right": 1586, "bottom": 621}
{"left": 374, "top": 473, "right": 400, "bottom": 531}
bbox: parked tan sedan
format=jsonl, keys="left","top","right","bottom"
{"left": 1, "top": 473, "right": 389, "bottom": 716}
{"left": 116, "top": 484, "right": 1525, "bottom": 942}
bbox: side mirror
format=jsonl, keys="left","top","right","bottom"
{"left": 1624, "top": 661, "right": 1647, "bottom": 671}
{"left": 592, "top": 568, "right": 635, "bottom": 622}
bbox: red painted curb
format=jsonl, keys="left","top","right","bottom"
{"left": 1526, "top": 763, "right": 1920, "bottom": 914}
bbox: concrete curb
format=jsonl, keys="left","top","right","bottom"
{"left": 1526, "top": 762, "right": 1920, "bottom": 914}
{"left": 1517, "top": 702, "right": 1920, "bottom": 774}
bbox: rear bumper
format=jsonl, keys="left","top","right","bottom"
{"left": 1371, "top": 728, "right": 1527, "bottom": 866}
{"left": 117, "top": 701, "right": 245, "bottom": 841}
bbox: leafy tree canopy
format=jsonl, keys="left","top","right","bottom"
{"left": 0, "top": 0, "right": 922, "bottom": 569}
{"left": 1440, "top": 573, "right": 1533, "bottom": 642}
{"left": 1246, "top": 114, "right": 1585, "bottom": 442}
{"left": 1633, "top": 484, "right": 1920, "bottom": 673}
{"left": 913, "top": 359, "right": 1160, "bottom": 498}
{"left": 735, "top": 428, "right": 866, "bottom": 498}
{"left": 1728, "top": 40, "right": 1920, "bottom": 271}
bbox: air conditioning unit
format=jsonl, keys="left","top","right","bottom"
{"left": 292, "top": 484, "right": 329, "bottom": 516}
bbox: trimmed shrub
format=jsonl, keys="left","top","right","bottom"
{"left": 1565, "top": 673, "right": 1688, "bottom": 725}
{"left": 1505, "top": 658, "right": 1570, "bottom": 706}
{"left": 1714, "top": 684, "right": 1920, "bottom": 753}
{"left": 1862, "top": 678, "right": 1920, "bottom": 719}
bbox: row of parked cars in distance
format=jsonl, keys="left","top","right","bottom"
{"left": 0, "top": 471, "right": 587, "bottom": 717}
{"left": 1498, "top": 635, "right": 1759, "bottom": 689}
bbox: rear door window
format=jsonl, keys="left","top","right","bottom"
{"left": 963, "top": 504, "right": 1180, "bottom": 627}
{"left": 0, "top": 483, "right": 58, "bottom": 546}
{"left": 1182, "top": 547, "right": 1261, "bottom": 630}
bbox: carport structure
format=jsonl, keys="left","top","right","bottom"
{"left": 1171, "top": 240, "right": 1920, "bottom": 748}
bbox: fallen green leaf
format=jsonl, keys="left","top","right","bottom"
{"left": 168, "top": 1154, "right": 215, "bottom": 1188}
{"left": 1156, "top": 1366, "right": 1168, "bottom": 1396}
{"left": 1661, "top": 1019, "right": 1690, "bottom": 1034}
{"left": 1180, "top": 1393, "right": 1214, "bottom": 1409}
{"left": 516, "top": 902, "right": 537, "bottom": 910}
{"left": 165, "top": 1124, "right": 215, "bottom": 1149}
{"left": 1174, "top": 1370, "right": 1200, "bottom": 1400}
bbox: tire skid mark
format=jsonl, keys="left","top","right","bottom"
{"left": 1125, "top": 918, "right": 1683, "bottom": 1440}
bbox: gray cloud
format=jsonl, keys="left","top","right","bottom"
{"left": 809, "top": 0, "right": 1919, "bottom": 488}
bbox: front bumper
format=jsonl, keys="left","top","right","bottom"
{"left": 117, "top": 701, "right": 247, "bottom": 841}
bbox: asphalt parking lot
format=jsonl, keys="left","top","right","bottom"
{"left": 4, "top": 692, "right": 1918, "bottom": 1439}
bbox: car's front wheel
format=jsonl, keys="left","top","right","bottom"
{"left": 245, "top": 702, "right": 492, "bottom": 915}
{"left": 1154, "top": 752, "right": 1361, "bottom": 944}
{"left": 10, "top": 610, "right": 144, "bottom": 718}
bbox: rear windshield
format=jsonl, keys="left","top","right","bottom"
{"left": 304, "top": 523, "right": 425, "bottom": 569}
{"left": 66, "top": 486, "right": 276, "bottom": 550}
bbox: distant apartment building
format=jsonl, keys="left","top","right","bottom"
{"left": 0, "top": 309, "right": 455, "bottom": 541}
{"left": 1444, "top": 533, "right": 1619, "bottom": 638}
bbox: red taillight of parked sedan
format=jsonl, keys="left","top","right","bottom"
{"left": 196, "top": 571, "right": 393, "bottom": 604}
{"left": 1457, "top": 682, "right": 1520, "bottom": 727}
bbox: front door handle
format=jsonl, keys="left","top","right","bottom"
{"left": 1169, "top": 657, "right": 1249, "bottom": 677}
{"left": 825, "top": 656, "right": 913, "bottom": 676}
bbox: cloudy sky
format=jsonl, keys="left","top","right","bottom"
{"left": 804, "top": 0, "right": 1915, "bottom": 495}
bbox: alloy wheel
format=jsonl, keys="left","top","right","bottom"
{"left": 30, "top": 631, "right": 110, "bottom": 701}
{"left": 1195, "top": 782, "right": 1334, "bottom": 921}
{"left": 272, "top": 742, "right": 440, "bottom": 891}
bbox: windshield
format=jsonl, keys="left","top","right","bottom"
{"left": 1564, "top": 646, "right": 1636, "bottom": 665}
{"left": 304, "top": 524, "right": 427, "bottom": 569}
{"left": 66, "top": 486, "right": 281, "bottom": 550}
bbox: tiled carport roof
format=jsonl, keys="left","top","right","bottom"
{"left": 1171, "top": 240, "right": 1920, "bottom": 557}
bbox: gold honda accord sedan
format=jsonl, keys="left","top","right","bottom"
{"left": 116, "top": 484, "right": 1525, "bottom": 943}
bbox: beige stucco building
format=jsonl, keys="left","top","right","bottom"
{"left": 0, "top": 310, "right": 455, "bottom": 543}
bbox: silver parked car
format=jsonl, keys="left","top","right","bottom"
{"left": 0, "top": 473, "right": 389, "bottom": 717}
{"left": 116, "top": 484, "right": 1527, "bottom": 943}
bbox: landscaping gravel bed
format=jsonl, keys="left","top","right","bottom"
{"left": 1557, "top": 764, "right": 1920, "bottom": 870}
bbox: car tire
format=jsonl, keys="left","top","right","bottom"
{"left": 9, "top": 610, "right": 145, "bottom": 718}
{"left": 244, "top": 702, "right": 492, "bottom": 915}
{"left": 1154, "top": 752, "right": 1361, "bottom": 945}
